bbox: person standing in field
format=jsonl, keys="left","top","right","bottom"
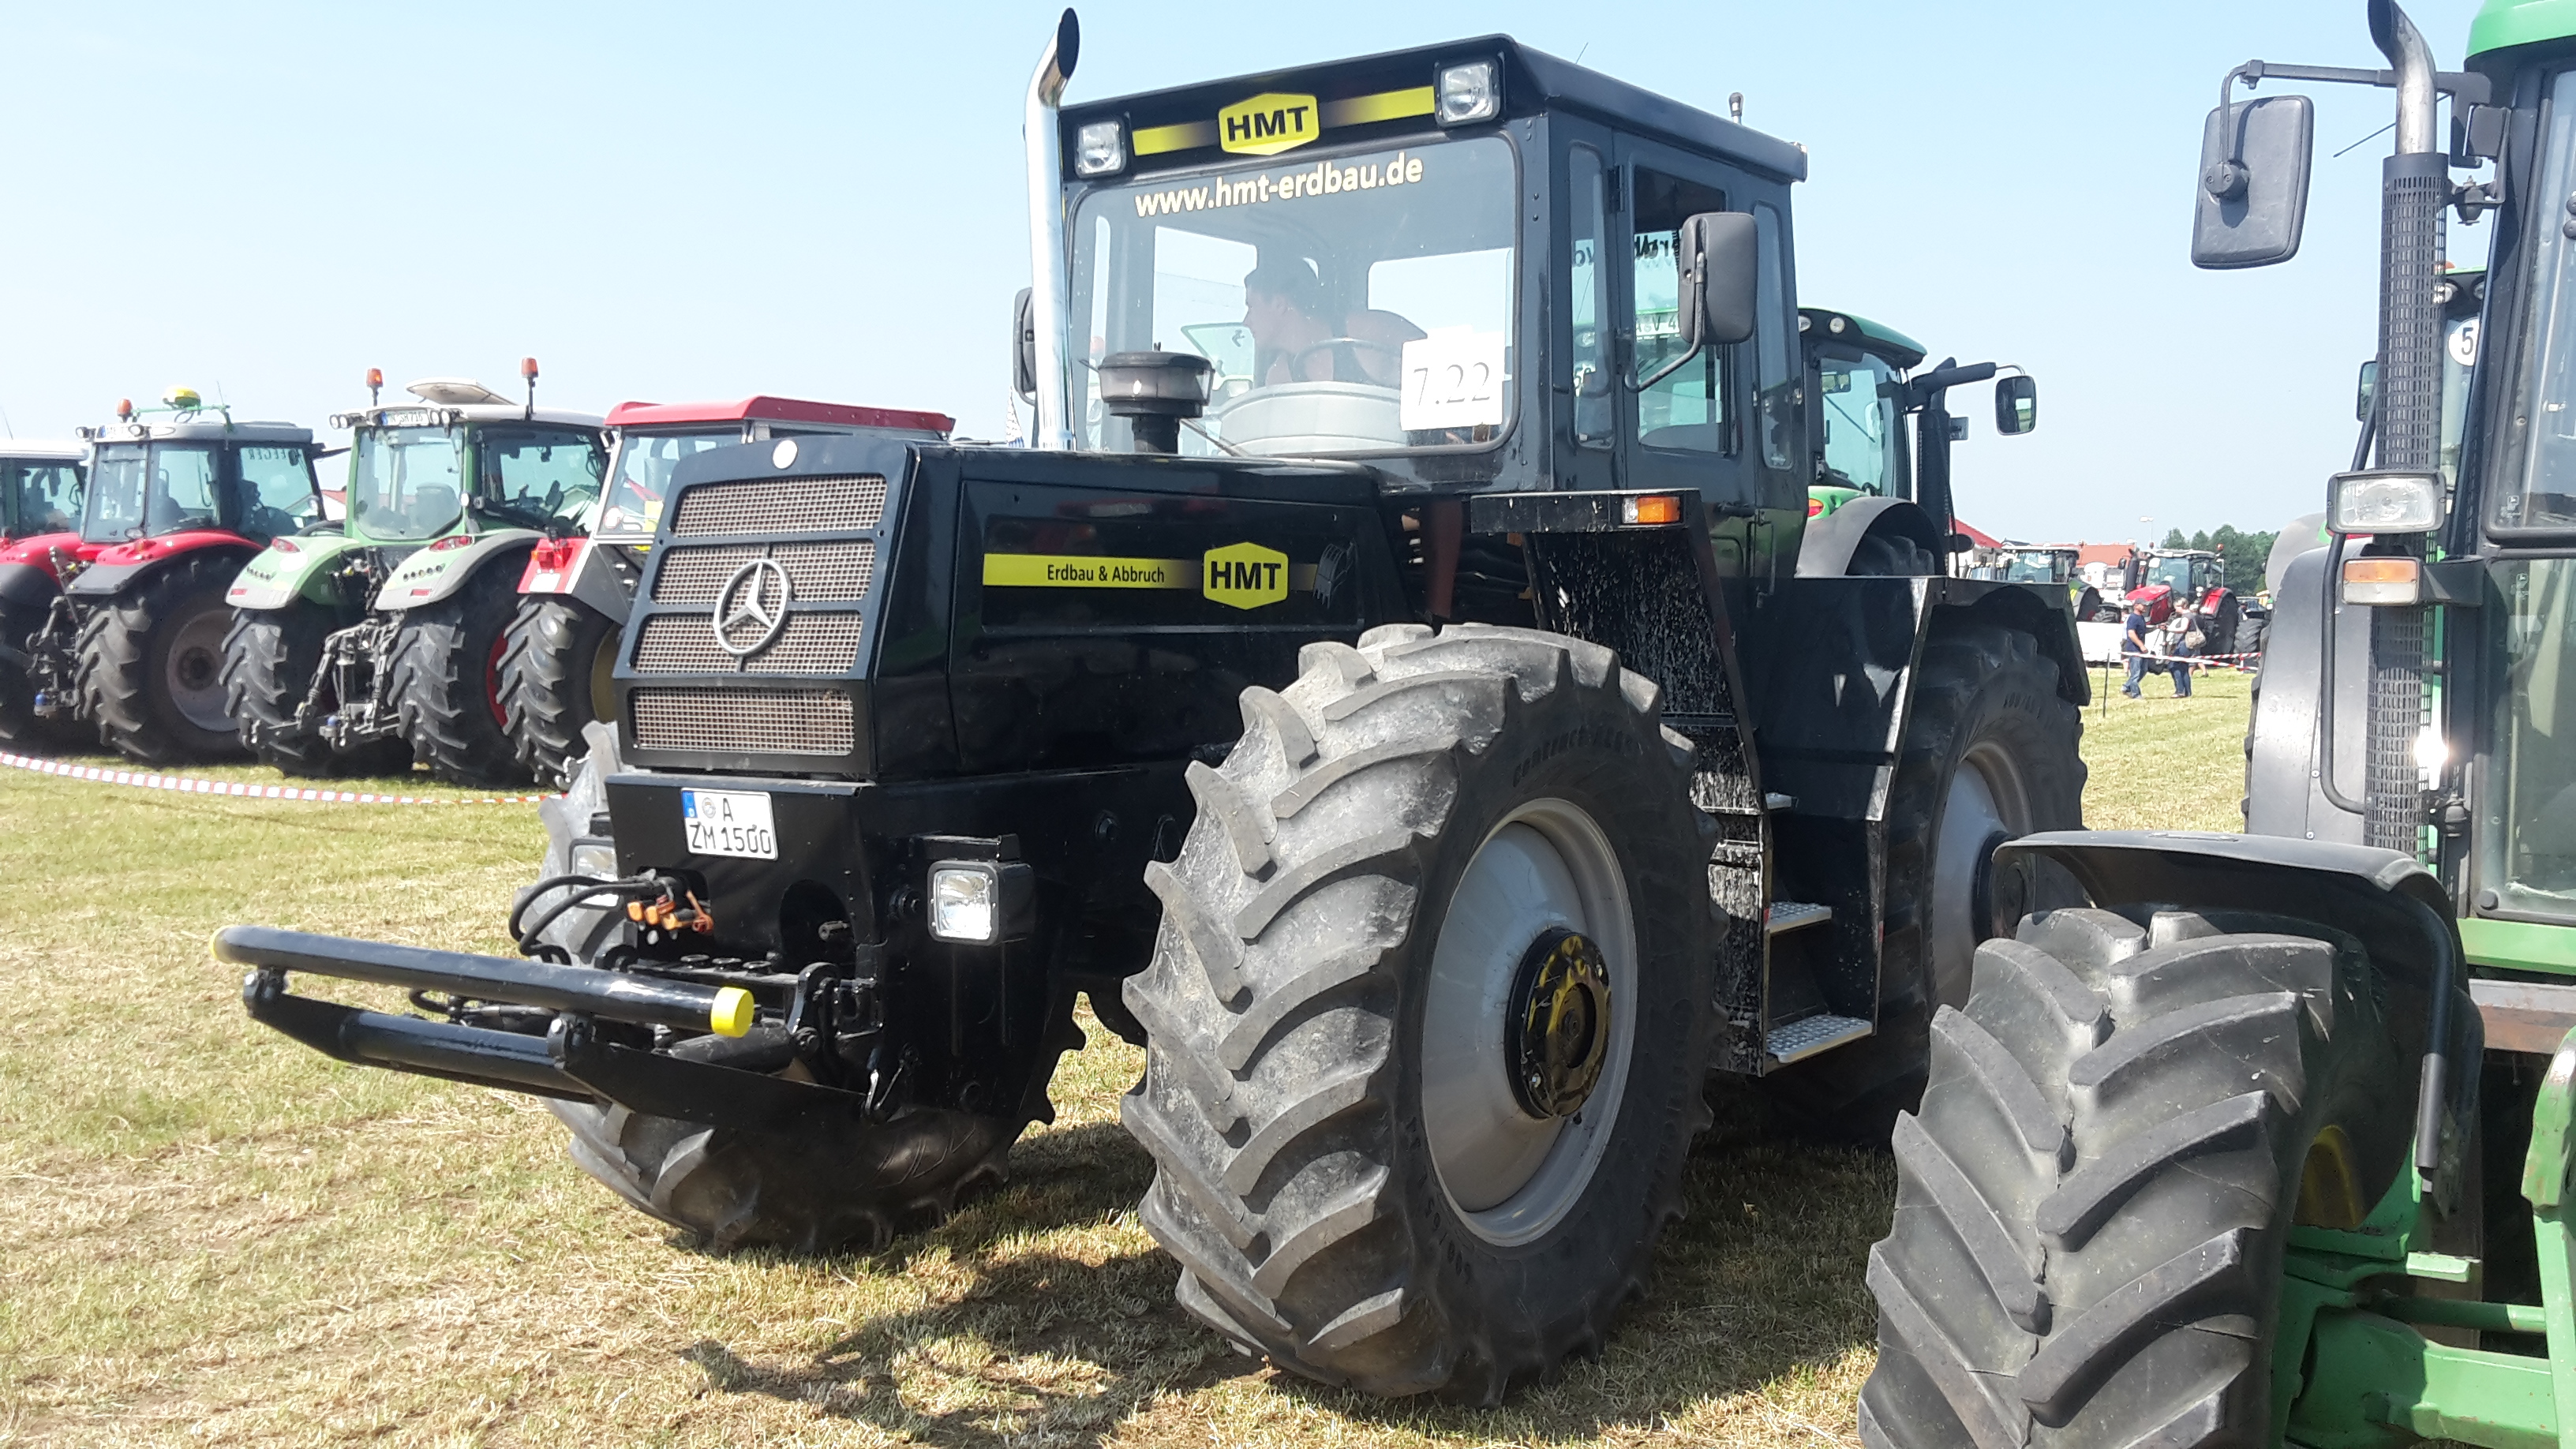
{"left": 2166, "top": 593, "right": 2199, "bottom": 698}
{"left": 2122, "top": 603, "right": 2152, "bottom": 698}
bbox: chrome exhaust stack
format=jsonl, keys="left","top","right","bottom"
{"left": 1023, "top": 9, "right": 1080, "bottom": 451}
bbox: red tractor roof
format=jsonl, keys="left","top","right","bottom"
{"left": 604, "top": 396, "right": 953, "bottom": 433}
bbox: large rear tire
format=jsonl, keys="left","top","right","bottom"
{"left": 76, "top": 554, "right": 246, "bottom": 763}
{"left": 1119, "top": 623, "right": 1718, "bottom": 1401}
{"left": 1859, "top": 906, "right": 2413, "bottom": 1449}
{"left": 528, "top": 722, "right": 1029, "bottom": 1252}
{"left": 219, "top": 605, "right": 410, "bottom": 777}
{"left": 1766, "top": 622, "right": 2086, "bottom": 1130}
{"left": 388, "top": 563, "right": 530, "bottom": 786}
{"left": 498, "top": 595, "right": 620, "bottom": 790}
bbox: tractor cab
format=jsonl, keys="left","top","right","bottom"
{"left": 0, "top": 443, "right": 84, "bottom": 545}
{"left": 1799, "top": 307, "right": 1925, "bottom": 520}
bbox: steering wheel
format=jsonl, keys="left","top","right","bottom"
{"left": 1288, "top": 336, "right": 1404, "bottom": 382}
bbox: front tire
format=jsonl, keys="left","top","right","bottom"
{"left": 388, "top": 563, "right": 530, "bottom": 786}
{"left": 1859, "top": 906, "right": 2413, "bottom": 1449}
{"left": 530, "top": 723, "right": 1030, "bottom": 1252}
{"left": 498, "top": 595, "right": 620, "bottom": 789}
{"left": 1119, "top": 623, "right": 1718, "bottom": 1401}
{"left": 76, "top": 555, "right": 245, "bottom": 763}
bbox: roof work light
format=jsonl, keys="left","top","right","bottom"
{"left": 1437, "top": 60, "right": 1500, "bottom": 125}
{"left": 1073, "top": 118, "right": 1126, "bottom": 177}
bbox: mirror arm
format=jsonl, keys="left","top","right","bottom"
{"left": 2225, "top": 59, "right": 2490, "bottom": 108}
{"left": 1631, "top": 342, "right": 1705, "bottom": 393}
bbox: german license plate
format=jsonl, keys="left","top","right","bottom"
{"left": 681, "top": 788, "right": 777, "bottom": 859}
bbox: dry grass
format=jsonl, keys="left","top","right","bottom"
{"left": 0, "top": 670, "right": 2245, "bottom": 1446}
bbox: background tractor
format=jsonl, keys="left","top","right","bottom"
{"left": 21, "top": 394, "right": 324, "bottom": 762}
{"left": 223, "top": 17, "right": 2071, "bottom": 1402}
{"left": 499, "top": 395, "right": 951, "bottom": 788}
{"left": 1860, "top": 5, "right": 2576, "bottom": 1447}
{"left": 223, "top": 366, "right": 605, "bottom": 782}
{"left": 0, "top": 440, "right": 88, "bottom": 745}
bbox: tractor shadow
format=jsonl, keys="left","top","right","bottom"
{"left": 672, "top": 1088, "right": 1892, "bottom": 1446}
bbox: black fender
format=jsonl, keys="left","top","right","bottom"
{"left": 0, "top": 560, "right": 62, "bottom": 613}
{"left": 1793, "top": 496, "right": 1945, "bottom": 578}
{"left": 2245, "top": 547, "right": 2368, "bottom": 846}
{"left": 66, "top": 545, "right": 257, "bottom": 601}
{"left": 1936, "top": 578, "right": 2089, "bottom": 709}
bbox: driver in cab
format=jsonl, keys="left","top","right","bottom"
{"left": 1242, "top": 259, "right": 1423, "bottom": 388}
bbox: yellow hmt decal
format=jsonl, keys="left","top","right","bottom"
{"left": 1219, "top": 92, "right": 1320, "bottom": 155}
{"left": 1203, "top": 541, "right": 1289, "bottom": 609}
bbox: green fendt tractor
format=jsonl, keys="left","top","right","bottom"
{"left": 223, "top": 365, "right": 605, "bottom": 781}
{"left": 1859, "top": 4, "right": 2576, "bottom": 1446}
{"left": 223, "top": 16, "right": 2065, "bottom": 1400}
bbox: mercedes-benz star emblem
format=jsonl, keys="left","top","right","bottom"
{"left": 712, "top": 557, "right": 793, "bottom": 657}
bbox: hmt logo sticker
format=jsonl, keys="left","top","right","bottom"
{"left": 1218, "top": 92, "right": 1319, "bottom": 155}
{"left": 1203, "top": 541, "right": 1289, "bottom": 609}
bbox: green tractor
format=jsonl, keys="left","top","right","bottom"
{"left": 227, "top": 17, "right": 2061, "bottom": 1400}
{"left": 1859, "top": 4, "right": 2576, "bottom": 1446}
{"left": 222, "top": 365, "right": 606, "bottom": 782}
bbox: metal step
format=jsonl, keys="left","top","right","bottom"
{"left": 1765, "top": 1013, "right": 1874, "bottom": 1065}
{"left": 1765, "top": 900, "right": 1832, "bottom": 936}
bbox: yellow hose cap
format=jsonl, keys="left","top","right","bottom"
{"left": 710, "top": 987, "right": 756, "bottom": 1039}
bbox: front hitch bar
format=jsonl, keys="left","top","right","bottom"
{"left": 213, "top": 924, "right": 754, "bottom": 1036}
{"left": 227, "top": 924, "right": 874, "bottom": 1134}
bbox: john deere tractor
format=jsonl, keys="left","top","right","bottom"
{"left": 1859, "top": 5, "right": 2576, "bottom": 1446}
{"left": 0, "top": 440, "right": 88, "bottom": 745}
{"left": 223, "top": 17, "right": 2069, "bottom": 1401}
{"left": 223, "top": 366, "right": 605, "bottom": 782}
{"left": 499, "top": 396, "right": 950, "bottom": 787}
{"left": 19, "top": 394, "right": 324, "bottom": 762}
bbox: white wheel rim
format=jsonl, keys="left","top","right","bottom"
{"left": 1420, "top": 799, "right": 1638, "bottom": 1248}
{"left": 1929, "top": 739, "right": 2032, "bottom": 1009}
{"left": 166, "top": 607, "right": 233, "bottom": 732}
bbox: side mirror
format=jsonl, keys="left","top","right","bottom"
{"left": 1994, "top": 374, "right": 2038, "bottom": 435}
{"left": 2191, "top": 93, "right": 2313, "bottom": 269}
{"left": 2355, "top": 358, "right": 2379, "bottom": 422}
{"left": 1012, "top": 287, "right": 1038, "bottom": 402}
{"left": 1676, "top": 212, "right": 1758, "bottom": 349}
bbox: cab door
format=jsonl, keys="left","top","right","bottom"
{"left": 1610, "top": 134, "right": 1803, "bottom": 580}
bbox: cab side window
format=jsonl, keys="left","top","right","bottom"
{"left": 238, "top": 446, "right": 318, "bottom": 534}
{"left": 1567, "top": 144, "right": 1614, "bottom": 450}
{"left": 486, "top": 428, "right": 607, "bottom": 526}
{"left": 1632, "top": 167, "right": 1735, "bottom": 453}
{"left": 1751, "top": 203, "right": 1796, "bottom": 474}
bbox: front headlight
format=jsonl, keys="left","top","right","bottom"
{"left": 2328, "top": 470, "right": 2443, "bottom": 534}
{"left": 1437, "top": 60, "right": 1501, "bottom": 125}
{"left": 927, "top": 858, "right": 1035, "bottom": 944}
{"left": 1073, "top": 118, "right": 1127, "bottom": 178}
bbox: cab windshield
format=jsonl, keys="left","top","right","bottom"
{"left": 2002, "top": 551, "right": 2070, "bottom": 585}
{"left": 350, "top": 425, "right": 468, "bottom": 541}
{"left": 2147, "top": 556, "right": 2200, "bottom": 593}
{"left": 1067, "top": 136, "right": 1517, "bottom": 456}
{"left": 3, "top": 459, "right": 81, "bottom": 537}
{"left": 81, "top": 443, "right": 220, "bottom": 542}
{"left": 601, "top": 428, "right": 739, "bottom": 534}
{"left": 1815, "top": 351, "right": 1903, "bottom": 494}
{"left": 2496, "top": 68, "right": 2576, "bottom": 530}
{"left": 2481, "top": 559, "right": 2576, "bottom": 921}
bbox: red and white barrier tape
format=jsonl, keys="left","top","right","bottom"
{"left": 0, "top": 751, "right": 556, "bottom": 804}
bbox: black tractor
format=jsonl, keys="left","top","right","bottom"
{"left": 224, "top": 16, "right": 2076, "bottom": 1402}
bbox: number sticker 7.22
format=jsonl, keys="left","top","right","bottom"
{"left": 1398, "top": 329, "right": 1507, "bottom": 432}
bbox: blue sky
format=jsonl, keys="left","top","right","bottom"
{"left": 0, "top": 1, "right": 2491, "bottom": 544}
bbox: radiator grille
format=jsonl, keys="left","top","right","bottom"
{"left": 632, "top": 612, "right": 865, "bottom": 675}
{"left": 651, "top": 539, "right": 876, "bottom": 605}
{"left": 670, "top": 474, "right": 886, "bottom": 536}
{"left": 631, "top": 687, "right": 854, "bottom": 755}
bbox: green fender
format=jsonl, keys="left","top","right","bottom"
{"left": 224, "top": 531, "right": 365, "bottom": 611}
{"left": 374, "top": 528, "right": 542, "bottom": 612}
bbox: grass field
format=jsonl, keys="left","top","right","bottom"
{"left": 0, "top": 668, "right": 2253, "bottom": 1447}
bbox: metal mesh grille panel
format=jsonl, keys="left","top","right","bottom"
{"left": 652, "top": 540, "right": 877, "bottom": 605}
{"left": 631, "top": 687, "right": 853, "bottom": 755}
{"left": 632, "top": 613, "right": 864, "bottom": 676}
{"left": 670, "top": 474, "right": 886, "bottom": 536}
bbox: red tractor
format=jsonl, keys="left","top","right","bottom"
{"left": 2122, "top": 544, "right": 2244, "bottom": 654}
{"left": 0, "top": 441, "right": 92, "bottom": 746}
{"left": 22, "top": 394, "right": 327, "bottom": 762}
